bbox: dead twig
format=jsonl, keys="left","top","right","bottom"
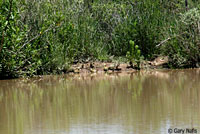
{"left": 156, "top": 32, "right": 187, "bottom": 47}
{"left": 156, "top": 37, "right": 171, "bottom": 47}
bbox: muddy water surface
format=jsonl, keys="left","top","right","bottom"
{"left": 0, "top": 69, "right": 200, "bottom": 134}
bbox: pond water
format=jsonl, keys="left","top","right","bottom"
{"left": 0, "top": 69, "right": 200, "bottom": 134}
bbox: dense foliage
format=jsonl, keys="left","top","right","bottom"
{"left": 0, "top": 0, "right": 200, "bottom": 78}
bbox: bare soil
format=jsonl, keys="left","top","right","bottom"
{"left": 67, "top": 56, "right": 169, "bottom": 74}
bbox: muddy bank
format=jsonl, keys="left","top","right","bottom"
{"left": 67, "top": 56, "right": 169, "bottom": 74}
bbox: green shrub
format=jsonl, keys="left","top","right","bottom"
{"left": 126, "top": 40, "right": 143, "bottom": 68}
{"left": 162, "top": 7, "right": 200, "bottom": 68}
{"left": 0, "top": 0, "right": 28, "bottom": 78}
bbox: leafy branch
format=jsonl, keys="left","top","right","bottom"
{"left": 0, "top": 0, "right": 14, "bottom": 53}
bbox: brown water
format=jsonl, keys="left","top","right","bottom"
{"left": 0, "top": 69, "right": 200, "bottom": 134}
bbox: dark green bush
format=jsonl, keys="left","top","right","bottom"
{"left": 0, "top": 0, "right": 28, "bottom": 78}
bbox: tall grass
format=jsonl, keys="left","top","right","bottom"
{"left": 0, "top": 0, "right": 200, "bottom": 78}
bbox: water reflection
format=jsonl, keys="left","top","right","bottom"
{"left": 0, "top": 69, "right": 200, "bottom": 134}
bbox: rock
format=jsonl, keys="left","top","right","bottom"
{"left": 140, "top": 61, "right": 151, "bottom": 69}
{"left": 104, "top": 67, "right": 108, "bottom": 71}
{"left": 151, "top": 56, "right": 169, "bottom": 66}
{"left": 68, "top": 68, "right": 75, "bottom": 72}
{"left": 108, "top": 64, "right": 115, "bottom": 70}
{"left": 90, "top": 62, "right": 94, "bottom": 68}
{"left": 90, "top": 68, "right": 97, "bottom": 73}
{"left": 115, "top": 63, "right": 121, "bottom": 71}
{"left": 74, "top": 69, "right": 80, "bottom": 73}
{"left": 107, "top": 70, "right": 113, "bottom": 74}
{"left": 119, "top": 64, "right": 128, "bottom": 70}
{"left": 81, "top": 64, "right": 85, "bottom": 69}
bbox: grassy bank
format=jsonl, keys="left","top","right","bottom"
{"left": 0, "top": 0, "right": 200, "bottom": 78}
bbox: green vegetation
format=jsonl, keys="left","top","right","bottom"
{"left": 0, "top": 0, "right": 200, "bottom": 78}
{"left": 126, "top": 40, "right": 143, "bottom": 69}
